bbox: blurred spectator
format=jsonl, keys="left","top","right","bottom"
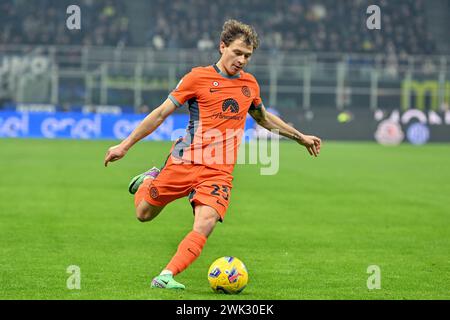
{"left": 0, "top": 0, "right": 130, "bottom": 47}
{"left": 0, "top": 0, "right": 438, "bottom": 55}
{"left": 140, "top": 0, "right": 438, "bottom": 55}
{"left": 422, "top": 58, "right": 437, "bottom": 75}
{"left": 197, "top": 33, "right": 214, "bottom": 51}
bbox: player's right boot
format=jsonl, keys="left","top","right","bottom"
{"left": 151, "top": 274, "right": 185, "bottom": 290}
{"left": 128, "top": 167, "right": 160, "bottom": 194}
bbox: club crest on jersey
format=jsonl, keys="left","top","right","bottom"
{"left": 222, "top": 98, "right": 239, "bottom": 113}
{"left": 213, "top": 81, "right": 219, "bottom": 87}
{"left": 150, "top": 187, "right": 159, "bottom": 199}
{"left": 241, "top": 86, "right": 251, "bottom": 97}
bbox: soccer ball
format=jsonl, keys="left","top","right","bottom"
{"left": 207, "top": 256, "right": 248, "bottom": 294}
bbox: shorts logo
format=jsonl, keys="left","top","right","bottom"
{"left": 216, "top": 199, "right": 225, "bottom": 207}
{"left": 222, "top": 98, "right": 240, "bottom": 113}
{"left": 241, "top": 86, "right": 251, "bottom": 97}
{"left": 150, "top": 187, "right": 159, "bottom": 199}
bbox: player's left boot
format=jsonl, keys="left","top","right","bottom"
{"left": 151, "top": 274, "right": 185, "bottom": 290}
{"left": 128, "top": 167, "right": 160, "bottom": 194}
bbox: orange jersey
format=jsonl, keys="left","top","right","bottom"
{"left": 168, "top": 64, "right": 263, "bottom": 174}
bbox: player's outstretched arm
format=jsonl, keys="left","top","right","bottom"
{"left": 104, "top": 98, "right": 177, "bottom": 167}
{"left": 248, "top": 105, "right": 321, "bottom": 157}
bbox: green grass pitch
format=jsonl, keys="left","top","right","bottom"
{"left": 0, "top": 138, "right": 449, "bottom": 299}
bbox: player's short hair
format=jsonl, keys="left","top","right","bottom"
{"left": 220, "top": 19, "right": 260, "bottom": 50}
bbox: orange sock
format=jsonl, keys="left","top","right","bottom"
{"left": 165, "top": 231, "right": 207, "bottom": 276}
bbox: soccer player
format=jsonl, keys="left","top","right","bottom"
{"left": 104, "top": 20, "right": 321, "bottom": 290}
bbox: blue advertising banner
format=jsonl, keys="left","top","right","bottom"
{"left": 0, "top": 111, "right": 256, "bottom": 140}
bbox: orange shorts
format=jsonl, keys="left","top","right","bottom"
{"left": 134, "top": 155, "right": 233, "bottom": 221}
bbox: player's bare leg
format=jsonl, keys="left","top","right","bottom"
{"left": 192, "top": 204, "right": 221, "bottom": 237}
{"left": 151, "top": 205, "right": 220, "bottom": 289}
{"left": 136, "top": 200, "right": 164, "bottom": 222}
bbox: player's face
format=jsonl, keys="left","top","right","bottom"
{"left": 219, "top": 38, "right": 253, "bottom": 75}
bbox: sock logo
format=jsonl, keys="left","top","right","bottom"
{"left": 187, "top": 247, "right": 199, "bottom": 257}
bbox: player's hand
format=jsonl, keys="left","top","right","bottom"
{"left": 297, "top": 134, "right": 321, "bottom": 157}
{"left": 104, "top": 144, "right": 127, "bottom": 167}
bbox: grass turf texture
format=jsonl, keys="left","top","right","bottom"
{"left": 0, "top": 138, "right": 449, "bottom": 300}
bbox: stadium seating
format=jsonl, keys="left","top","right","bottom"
{"left": 0, "top": 0, "right": 437, "bottom": 55}
{"left": 0, "top": 0, "right": 130, "bottom": 47}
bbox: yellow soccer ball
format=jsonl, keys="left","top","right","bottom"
{"left": 207, "top": 256, "right": 248, "bottom": 294}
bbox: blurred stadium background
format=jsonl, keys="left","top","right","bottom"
{"left": 1, "top": 0, "right": 449, "bottom": 142}
{"left": 1, "top": 1, "right": 450, "bottom": 300}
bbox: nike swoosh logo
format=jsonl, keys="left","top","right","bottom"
{"left": 210, "top": 88, "right": 220, "bottom": 93}
{"left": 216, "top": 199, "right": 225, "bottom": 207}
